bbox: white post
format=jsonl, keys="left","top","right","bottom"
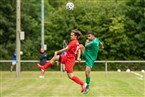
{"left": 41, "top": 0, "right": 44, "bottom": 48}
{"left": 60, "top": 40, "right": 67, "bottom": 72}
{"left": 60, "top": 64, "right": 63, "bottom": 72}
{"left": 16, "top": 0, "right": 21, "bottom": 78}
{"left": 105, "top": 62, "right": 107, "bottom": 77}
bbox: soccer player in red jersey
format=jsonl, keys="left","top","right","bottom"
{"left": 37, "top": 29, "right": 87, "bottom": 93}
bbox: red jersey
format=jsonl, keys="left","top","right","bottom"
{"left": 60, "top": 39, "right": 79, "bottom": 73}
{"left": 66, "top": 39, "right": 79, "bottom": 59}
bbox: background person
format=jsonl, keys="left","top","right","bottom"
{"left": 38, "top": 48, "right": 48, "bottom": 78}
{"left": 10, "top": 52, "right": 16, "bottom": 72}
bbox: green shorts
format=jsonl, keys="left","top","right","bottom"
{"left": 83, "top": 54, "right": 94, "bottom": 68}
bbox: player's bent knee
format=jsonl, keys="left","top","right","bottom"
{"left": 52, "top": 55, "right": 59, "bottom": 61}
{"left": 68, "top": 75, "right": 72, "bottom": 79}
{"left": 79, "top": 44, "right": 85, "bottom": 54}
{"left": 79, "top": 44, "right": 85, "bottom": 49}
{"left": 67, "top": 73, "right": 74, "bottom": 79}
{"left": 68, "top": 76, "right": 72, "bottom": 79}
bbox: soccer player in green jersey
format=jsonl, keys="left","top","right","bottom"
{"left": 79, "top": 32, "right": 104, "bottom": 94}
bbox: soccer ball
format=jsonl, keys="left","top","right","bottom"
{"left": 126, "top": 69, "right": 130, "bottom": 72}
{"left": 117, "top": 69, "right": 121, "bottom": 72}
{"left": 66, "top": 2, "right": 74, "bottom": 10}
{"left": 141, "top": 70, "right": 144, "bottom": 73}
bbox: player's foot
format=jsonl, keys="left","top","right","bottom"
{"left": 39, "top": 75, "right": 45, "bottom": 78}
{"left": 83, "top": 88, "right": 89, "bottom": 94}
{"left": 81, "top": 83, "right": 87, "bottom": 93}
{"left": 37, "top": 64, "right": 46, "bottom": 71}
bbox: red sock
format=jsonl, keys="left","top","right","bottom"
{"left": 43, "top": 61, "right": 52, "bottom": 69}
{"left": 71, "top": 76, "right": 84, "bottom": 86}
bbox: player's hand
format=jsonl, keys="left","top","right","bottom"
{"left": 85, "top": 39, "right": 90, "bottom": 46}
{"left": 77, "top": 58, "right": 81, "bottom": 63}
{"left": 54, "top": 51, "right": 58, "bottom": 56}
{"left": 86, "top": 39, "right": 90, "bottom": 43}
{"left": 100, "top": 44, "right": 104, "bottom": 49}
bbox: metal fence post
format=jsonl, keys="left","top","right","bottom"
{"left": 105, "top": 61, "right": 107, "bottom": 77}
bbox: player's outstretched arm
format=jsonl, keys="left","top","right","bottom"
{"left": 100, "top": 43, "right": 104, "bottom": 49}
{"left": 77, "top": 49, "right": 81, "bottom": 62}
{"left": 54, "top": 47, "right": 68, "bottom": 56}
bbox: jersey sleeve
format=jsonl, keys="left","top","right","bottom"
{"left": 99, "top": 40, "right": 103, "bottom": 45}
{"left": 85, "top": 41, "right": 94, "bottom": 47}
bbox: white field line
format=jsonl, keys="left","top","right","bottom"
{"left": 131, "top": 71, "right": 144, "bottom": 80}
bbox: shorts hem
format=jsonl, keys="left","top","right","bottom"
{"left": 85, "top": 64, "right": 93, "bottom": 68}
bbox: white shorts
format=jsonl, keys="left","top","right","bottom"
{"left": 12, "top": 61, "right": 16, "bottom": 65}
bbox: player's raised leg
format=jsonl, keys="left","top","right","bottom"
{"left": 79, "top": 44, "right": 85, "bottom": 54}
{"left": 37, "top": 55, "right": 60, "bottom": 71}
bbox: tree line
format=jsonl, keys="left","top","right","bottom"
{"left": 0, "top": 0, "right": 145, "bottom": 70}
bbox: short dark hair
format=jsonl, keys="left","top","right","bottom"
{"left": 88, "top": 32, "right": 95, "bottom": 36}
{"left": 72, "top": 29, "right": 82, "bottom": 39}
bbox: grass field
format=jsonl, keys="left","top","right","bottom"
{"left": 0, "top": 71, "right": 144, "bottom": 97}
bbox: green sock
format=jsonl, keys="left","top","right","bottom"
{"left": 86, "top": 77, "right": 90, "bottom": 89}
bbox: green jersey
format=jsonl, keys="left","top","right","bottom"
{"left": 84, "top": 38, "right": 102, "bottom": 61}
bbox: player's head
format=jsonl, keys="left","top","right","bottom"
{"left": 87, "top": 32, "right": 95, "bottom": 40}
{"left": 40, "top": 48, "right": 45, "bottom": 53}
{"left": 71, "top": 29, "right": 82, "bottom": 40}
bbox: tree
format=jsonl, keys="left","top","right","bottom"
{"left": 124, "top": 0, "right": 145, "bottom": 59}
{"left": 0, "top": 0, "right": 16, "bottom": 59}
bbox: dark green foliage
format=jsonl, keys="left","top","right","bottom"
{"left": 0, "top": 0, "right": 16, "bottom": 59}
{"left": 0, "top": 0, "right": 145, "bottom": 70}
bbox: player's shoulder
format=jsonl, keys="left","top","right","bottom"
{"left": 94, "top": 38, "right": 100, "bottom": 42}
{"left": 91, "top": 38, "right": 100, "bottom": 45}
{"left": 71, "top": 39, "right": 79, "bottom": 44}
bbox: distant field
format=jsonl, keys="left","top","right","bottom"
{"left": 0, "top": 71, "right": 144, "bottom": 97}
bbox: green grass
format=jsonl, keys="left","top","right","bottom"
{"left": 0, "top": 71, "right": 144, "bottom": 97}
